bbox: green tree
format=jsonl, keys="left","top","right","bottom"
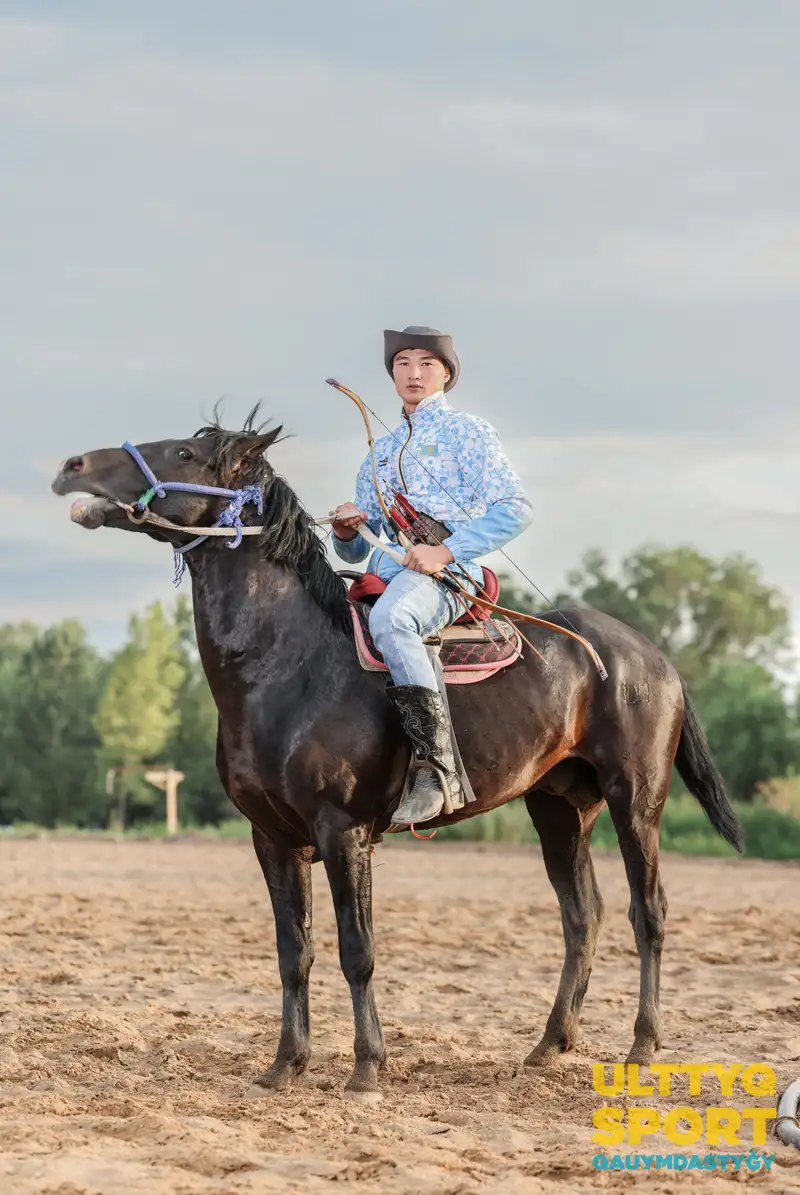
{"left": 0, "top": 624, "right": 40, "bottom": 819}
{"left": 694, "top": 660, "right": 799, "bottom": 799}
{"left": 95, "top": 602, "right": 186, "bottom": 825}
{"left": 0, "top": 623, "right": 39, "bottom": 667}
{"left": 5, "top": 622, "right": 105, "bottom": 826}
{"left": 555, "top": 545, "right": 791, "bottom": 689}
{"left": 167, "top": 597, "right": 228, "bottom": 824}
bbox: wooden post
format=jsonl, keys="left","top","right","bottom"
{"left": 165, "top": 770, "right": 182, "bottom": 836}
{"left": 144, "top": 768, "right": 184, "bottom": 836}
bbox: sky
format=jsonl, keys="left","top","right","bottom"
{"left": 1, "top": 1, "right": 798, "bottom": 651}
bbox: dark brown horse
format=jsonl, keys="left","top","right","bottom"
{"left": 52, "top": 416, "right": 743, "bottom": 1100}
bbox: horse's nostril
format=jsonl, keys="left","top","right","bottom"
{"left": 66, "top": 456, "right": 84, "bottom": 473}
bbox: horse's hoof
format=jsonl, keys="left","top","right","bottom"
{"left": 344, "top": 1058, "right": 383, "bottom": 1101}
{"left": 523, "top": 1041, "right": 569, "bottom": 1069}
{"left": 248, "top": 1060, "right": 306, "bottom": 1094}
{"left": 626, "top": 1040, "right": 658, "bottom": 1066}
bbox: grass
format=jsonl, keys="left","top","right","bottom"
{"left": 4, "top": 794, "right": 800, "bottom": 859}
{"left": 0, "top": 819, "right": 254, "bottom": 842}
{"left": 433, "top": 795, "right": 800, "bottom": 860}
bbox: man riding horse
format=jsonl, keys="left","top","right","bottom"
{"left": 332, "top": 326, "right": 533, "bottom": 830}
{"left": 52, "top": 338, "right": 743, "bottom": 1093}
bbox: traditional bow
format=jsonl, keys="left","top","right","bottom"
{"left": 326, "top": 379, "right": 397, "bottom": 533}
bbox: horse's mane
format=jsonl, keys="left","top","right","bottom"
{"left": 194, "top": 405, "right": 354, "bottom": 636}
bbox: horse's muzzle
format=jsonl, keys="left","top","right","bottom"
{"left": 51, "top": 456, "right": 87, "bottom": 495}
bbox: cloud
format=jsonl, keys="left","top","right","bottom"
{"left": 0, "top": 17, "right": 64, "bottom": 66}
{"left": 1, "top": 6, "right": 798, "bottom": 647}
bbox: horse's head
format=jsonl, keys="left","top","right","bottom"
{"left": 51, "top": 415, "right": 284, "bottom": 542}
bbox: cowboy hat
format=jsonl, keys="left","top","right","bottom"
{"left": 383, "top": 326, "right": 460, "bottom": 392}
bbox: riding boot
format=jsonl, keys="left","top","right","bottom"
{"left": 386, "top": 685, "right": 464, "bottom": 827}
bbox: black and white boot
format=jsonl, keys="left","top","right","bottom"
{"left": 386, "top": 685, "right": 464, "bottom": 827}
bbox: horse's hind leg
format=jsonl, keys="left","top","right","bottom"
{"left": 316, "top": 815, "right": 386, "bottom": 1101}
{"left": 523, "top": 792, "right": 605, "bottom": 1068}
{"left": 604, "top": 771, "right": 669, "bottom": 1066}
{"left": 251, "top": 829, "right": 315, "bottom": 1090}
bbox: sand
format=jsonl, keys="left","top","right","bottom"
{"left": 1, "top": 836, "right": 799, "bottom": 1193}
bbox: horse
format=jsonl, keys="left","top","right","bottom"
{"left": 51, "top": 413, "right": 744, "bottom": 1100}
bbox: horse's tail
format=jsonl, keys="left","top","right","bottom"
{"left": 674, "top": 681, "right": 744, "bottom": 853}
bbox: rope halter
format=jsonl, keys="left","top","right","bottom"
{"left": 121, "top": 441, "right": 263, "bottom": 585}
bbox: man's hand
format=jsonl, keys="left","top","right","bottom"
{"left": 404, "top": 544, "right": 455, "bottom": 575}
{"left": 332, "top": 502, "right": 367, "bottom": 541}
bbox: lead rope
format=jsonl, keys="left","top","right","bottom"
{"left": 115, "top": 442, "right": 604, "bottom": 672}
{"left": 118, "top": 500, "right": 601, "bottom": 672}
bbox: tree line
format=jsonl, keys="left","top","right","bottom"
{"left": 0, "top": 599, "right": 222, "bottom": 828}
{"left": 1, "top": 544, "right": 797, "bottom": 828}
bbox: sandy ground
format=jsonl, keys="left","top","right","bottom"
{"left": 1, "top": 837, "right": 799, "bottom": 1194}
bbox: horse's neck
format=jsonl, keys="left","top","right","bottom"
{"left": 187, "top": 544, "right": 342, "bottom": 686}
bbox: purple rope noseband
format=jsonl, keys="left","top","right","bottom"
{"left": 121, "top": 441, "right": 263, "bottom": 586}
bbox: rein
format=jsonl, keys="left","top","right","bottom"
{"left": 117, "top": 442, "right": 607, "bottom": 677}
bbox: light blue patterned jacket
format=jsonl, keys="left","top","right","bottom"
{"left": 333, "top": 392, "right": 532, "bottom": 582}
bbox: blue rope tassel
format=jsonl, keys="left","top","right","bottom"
{"left": 172, "top": 484, "right": 264, "bottom": 587}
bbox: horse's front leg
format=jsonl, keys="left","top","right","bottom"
{"left": 317, "top": 815, "right": 386, "bottom": 1100}
{"left": 251, "top": 828, "right": 315, "bottom": 1090}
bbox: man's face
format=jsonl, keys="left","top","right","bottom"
{"left": 392, "top": 348, "right": 450, "bottom": 408}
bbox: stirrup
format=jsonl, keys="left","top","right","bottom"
{"left": 390, "top": 761, "right": 462, "bottom": 829}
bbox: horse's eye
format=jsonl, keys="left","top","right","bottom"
{"left": 177, "top": 447, "right": 193, "bottom": 462}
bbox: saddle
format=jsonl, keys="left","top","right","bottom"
{"left": 342, "top": 568, "right": 523, "bottom": 685}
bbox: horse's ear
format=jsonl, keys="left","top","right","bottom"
{"left": 233, "top": 425, "right": 284, "bottom": 466}
{"left": 226, "top": 425, "right": 283, "bottom": 485}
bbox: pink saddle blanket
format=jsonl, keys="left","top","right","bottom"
{"left": 349, "top": 602, "right": 522, "bottom": 686}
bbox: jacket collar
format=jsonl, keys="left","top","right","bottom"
{"left": 402, "top": 391, "right": 448, "bottom": 422}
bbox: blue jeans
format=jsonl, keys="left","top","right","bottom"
{"left": 368, "top": 569, "right": 480, "bottom": 691}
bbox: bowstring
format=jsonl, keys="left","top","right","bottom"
{"left": 354, "top": 395, "right": 584, "bottom": 637}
